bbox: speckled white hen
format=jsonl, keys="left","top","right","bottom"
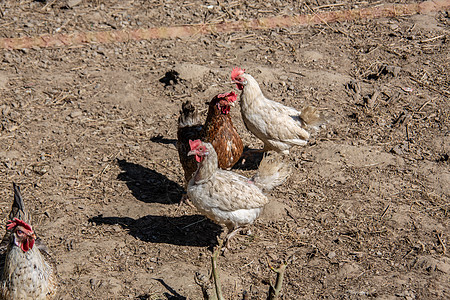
{"left": 231, "top": 67, "right": 325, "bottom": 154}
{"left": 186, "top": 140, "right": 291, "bottom": 246}
{"left": 0, "top": 183, "right": 57, "bottom": 300}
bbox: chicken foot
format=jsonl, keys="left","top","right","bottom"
{"left": 220, "top": 226, "right": 242, "bottom": 252}
{"left": 179, "top": 192, "right": 195, "bottom": 208}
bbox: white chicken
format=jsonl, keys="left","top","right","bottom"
{"left": 186, "top": 140, "right": 291, "bottom": 248}
{"left": 231, "top": 67, "right": 325, "bottom": 154}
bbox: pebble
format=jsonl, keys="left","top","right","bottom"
{"left": 390, "top": 24, "right": 399, "bottom": 30}
{"left": 70, "top": 110, "right": 83, "bottom": 118}
{"left": 390, "top": 145, "right": 403, "bottom": 155}
{"left": 327, "top": 251, "right": 336, "bottom": 259}
{"left": 434, "top": 259, "right": 450, "bottom": 273}
{"left": 66, "top": 0, "right": 83, "bottom": 8}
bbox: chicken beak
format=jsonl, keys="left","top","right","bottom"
{"left": 187, "top": 150, "right": 196, "bottom": 156}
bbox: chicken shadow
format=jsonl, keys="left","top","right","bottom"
{"left": 153, "top": 279, "right": 186, "bottom": 300}
{"left": 89, "top": 214, "right": 222, "bottom": 247}
{"left": 116, "top": 159, "right": 183, "bottom": 204}
{"left": 150, "top": 134, "right": 177, "bottom": 147}
{"left": 159, "top": 70, "right": 181, "bottom": 87}
{"left": 233, "top": 146, "right": 265, "bottom": 170}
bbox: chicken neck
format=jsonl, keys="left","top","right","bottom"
{"left": 240, "top": 74, "right": 265, "bottom": 108}
{"left": 203, "top": 110, "right": 231, "bottom": 136}
{"left": 193, "top": 146, "right": 218, "bottom": 184}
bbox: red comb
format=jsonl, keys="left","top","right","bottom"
{"left": 7, "top": 218, "right": 33, "bottom": 232}
{"left": 217, "top": 91, "right": 237, "bottom": 102}
{"left": 231, "top": 67, "right": 245, "bottom": 80}
{"left": 189, "top": 139, "right": 202, "bottom": 151}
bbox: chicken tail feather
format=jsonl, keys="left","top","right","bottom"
{"left": 252, "top": 153, "right": 291, "bottom": 191}
{"left": 10, "top": 183, "right": 28, "bottom": 222}
{"left": 178, "top": 101, "right": 202, "bottom": 128}
{"left": 300, "top": 106, "right": 327, "bottom": 130}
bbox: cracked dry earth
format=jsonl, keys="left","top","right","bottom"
{"left": 0, "top": 0, "right": 449, "bottom": 299}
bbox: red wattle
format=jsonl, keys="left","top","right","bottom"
{"left": 221, "top": 106, "right": 230, "bottom": 114}
{"left": 20, "top": 238, "right": 34, "bottom": 252}
{"left": 21, "top": 241, "right": 29, "bottom": 252}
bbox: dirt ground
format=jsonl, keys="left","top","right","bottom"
{"left": 0, "top": 0, "right": 449, "bottom": 299}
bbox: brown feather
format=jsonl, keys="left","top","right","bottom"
{"left": 177, "top": 95, "right": 243, "bottom": 184}
{"left": 203, "top": 95, "right": 243, "bottom": 170}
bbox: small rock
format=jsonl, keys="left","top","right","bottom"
{"left": 327, "top": 251, "right": 336, "bottom": 259}
{"left": 381, "top": 64, "right": 401, "bottom": 77}
{"left": 390, "top": 24, "right": 399, "bottom": 30}
{"left": 66, "top": 0, "right": 83, "bottom": 8}
{"left": 174, "top": 63, "right": 209, "bottom": 81}
{"left": 436, "top": 259, "right": 450, "bottom": 274}
{"left": 70, "top": 110, "right": 82, "bottom": 118}
{"left": 390, "top": 145, "right": 403, "bottom": 155}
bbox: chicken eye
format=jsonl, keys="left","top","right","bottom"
{"left": 16, "top": 230, "right": 23, "bottom": 235}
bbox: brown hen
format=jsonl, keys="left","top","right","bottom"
{"left": 177, "top": 92, "right": 243, "bottom": 184}
{"left": 203, "top": 91, "right": 243, "bottom": 170}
